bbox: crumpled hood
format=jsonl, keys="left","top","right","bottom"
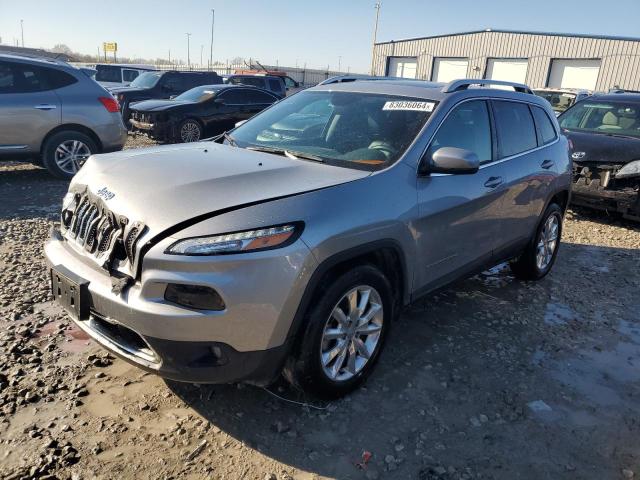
{"left": 72, "top": 143, "right": 370, "bottom": 236}
{"left": 565, "top": 129, "right": 640, "bottom": 165}
{"left": 130, "top": 99, "right": 192, "bottom": 112}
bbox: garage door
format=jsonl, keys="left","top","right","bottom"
{"left": 485, "top": 59, "right": 528, "bottom": 84}
{"left": 548, "top": 59, "right": 601, "bottom": 90}
{"left": 387, "top": 57, "right": 417, "bottom": 79}
{"left": 432, "top": 58, "right": 469, "bottom": 83}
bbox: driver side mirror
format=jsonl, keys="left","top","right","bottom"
{"left": 234, "top": 120, "right": 247, "bottom": 128}
{"left": 426, "top": 147, "right": 479, "bottom": 175}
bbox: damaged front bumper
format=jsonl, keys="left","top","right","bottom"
{"left": 572, "top": 162, "right": 640, "bottom": 220}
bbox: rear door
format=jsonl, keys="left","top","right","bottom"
{"left": 415, "top": 99, "right": 507, "bottom": 292}
{"left": 0, "top": 61, "right": 61, "bottom": 155}
{"left": 489, "top": 100, "right": 557, "bottom": 257}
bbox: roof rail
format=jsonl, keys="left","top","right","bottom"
{"left": 443, "top": 79, "right": 533, "bottom": 94}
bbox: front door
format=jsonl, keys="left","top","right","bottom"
{"left": 414, "top": 99, "right": 507, "bottom": 293}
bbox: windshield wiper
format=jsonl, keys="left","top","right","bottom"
{"left": 222, "top": 131, "right": 237, "bottom": 146}
{"left": 246, "top": 145, "right": 325, "bottom": 163}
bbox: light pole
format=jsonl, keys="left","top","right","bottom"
{"left": 20, "top": 19, "right": 24, "bottom": 47}
{"left": 338, "top": 56, "right": 342, "bottom": 72}
{"left": 186, "top": 33, "right": 191, "bottom": 69}
{"left": 370, "top": 2, "right": 381, "bottom": 75}
{"left": 209, "top": 9, "right": 215, "bottom": 69}
{"left": 200, "top": 45, "right": 203, "bottom": 67}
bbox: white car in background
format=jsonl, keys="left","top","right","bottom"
{"left": 533, "top": 88, "right": 592, "bottom": 116}
{"left": 95, "top": 63, "right": 158, "bottom": 89}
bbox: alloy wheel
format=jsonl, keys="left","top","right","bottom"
{"left": 536, "top": 213, "right": 560, "bottom": 270}
{"left": 54, "top": 140, "right": 91, "bottom": 175}
{"left": 320, "top": 285, "right": 384, "bottom": 382}
{"left": 180, "top": 121, "right": 201, "bottom": 142}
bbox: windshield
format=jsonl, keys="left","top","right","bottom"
{"left": 559, "top": 101, "right": 640, "bottom": 138}
{"left": 130, "top": 71, "right": 162, "bottom": 88}
{"left": 230, "top": 91, "right": 436, "bottom": 169}
{"left": 534, "top": 90, "right": 577, "bottom": 113}
{"left": 95, "top": 65, "right": 121, "bottom": 83}
{"left": 175, "top": 86, "right": 218, "bottom": 102}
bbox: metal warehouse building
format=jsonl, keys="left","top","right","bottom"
{"left": 372, "top": 29, "right": 640, "bottom": 91}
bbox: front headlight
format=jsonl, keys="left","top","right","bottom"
{"left": 615, "top": 160, "right": 640, "bottom": 179}
{"left": 165, "top": 224, "right": 300, "bottom": 255}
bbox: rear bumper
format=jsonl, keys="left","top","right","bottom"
{"left": 571, "top": 183, "right": 640, "bottom": 220}
{"left": 95, "top": 114, "right": 128, "bottom": 152}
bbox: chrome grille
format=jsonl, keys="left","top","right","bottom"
{"left": 61, "top": 193, "right": 126, "bottom": 266}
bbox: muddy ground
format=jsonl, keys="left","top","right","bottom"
{"left": 1, "top": 138, "right": 640, "bottom": 480}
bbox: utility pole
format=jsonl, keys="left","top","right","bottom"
{"left": 20, "top": 19, "right": 24, "bottom": 47}
{"left": 200, "top": 44, "right": 203, "bottom": 67}
{"left": 186, "top": 33, "right": 191, "bottom": 69}
{"left": 168, "top": 49, "right": 171, "bottom": 65}
{"left": 209, "top": 9, "right": 215, "bottom": 69}
{"left": 370, "top": 2, "right": 381, "bottom": 75}
{"left": 338, "top": 56, "right": 342, "bottom": 72}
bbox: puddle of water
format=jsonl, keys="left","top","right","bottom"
{"left": 544, "top": 302, "right": 577, "bottom": 326}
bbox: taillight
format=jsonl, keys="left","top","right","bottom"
{"left": 98, "top": 96, "right": 120, "bottom": 113}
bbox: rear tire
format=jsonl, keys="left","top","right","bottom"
{"left": 510, "top": 203, "right": 563, "bottom": 280}
{"left": 284, "top": 265, "right": 393, "bottom": 399}
{"left": 42, "top": 130, "right": 98, "bottom": 180}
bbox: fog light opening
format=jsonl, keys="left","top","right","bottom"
{"left": 164, "top": 283, "right": 225, "bottom": 311}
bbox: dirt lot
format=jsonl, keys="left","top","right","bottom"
{"left": 1, "top": 138, "right": 640, "bottom": 480}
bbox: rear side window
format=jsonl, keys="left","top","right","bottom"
{"left": 531, "top": 106, "right": 557, "bottom": 145}
{"left": 122, "top": 69, "right": 140, "bottom": 82}
{"left": 220, "top": 89, "right": 249, "bottom": 104}
{"left": 493, "top": 101, "right": 537, "bottom": 158}
{"left": 268, "top": 78, "right": 282, "bottom": 93}
{"left": 246, "top": 89, "right": 278, "bottom": 104}
{"left": 428, "top": 100, "right": 492, "bottom": 163}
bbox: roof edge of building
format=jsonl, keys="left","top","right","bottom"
{"left": 375, "top": 28, "right": 640, "bottom": 46}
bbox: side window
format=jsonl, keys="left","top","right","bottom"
{"left": 220, "top": 89, "right": 248, "bottom": 104}
{"left": 246, "top": 90, "right": 278, "bottom": 104}
{"left": 428, "top": 100, "right": 492, "bottom": 163}
{"left": 283, "top": 77, "right": 297, "bottom": 88}
{"left": 41, "top": 67, "right": 77, "bottom": 89}
{"left": 531, "top": 106, "right": 558, "bottom": 145}
{"left": 162, "top": 74, "right": 185, "bottom": 91}
{"left": 122, "top": 69, "right": 139, "bottom": 82}
{"left": 240, "top": 77, "right": 264, "bottom": 88}
{"left": 493, "top": 101, "right": 537, "bottom": 158}
{"left": 268, "top": 79, "right": 282, "bottom": 92}
{"left": 95, "top": 66, "right": 121, "bottom": 83}
{"left": 0, "top": 62, "right": 48, "bottom": 93}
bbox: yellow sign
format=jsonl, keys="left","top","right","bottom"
{"left": 103, "top": 42, "right": 117, "bottom": 52}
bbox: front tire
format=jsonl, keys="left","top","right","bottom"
{"left": 285, "top": 265, "right": 393, "bottom": 399}
{"left": 510, "top": 203, "right": 563, "bottom": 280}
{"left": 42, "top": 130, "right": 97, "bottom": 179}
{"left": 176, "top": 119, "right": 202, "bottom": 143}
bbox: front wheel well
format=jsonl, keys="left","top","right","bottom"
{"left": 40, "top": 124, "right": 103, "bottom": 156}
{"left": 306, "top": 245, "right": 406, "bottom": 320}
{"left": 550, "top": 190, "right": 570, "bottom": 212}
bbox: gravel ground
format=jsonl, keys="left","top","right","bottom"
{"left": 1, "top": 138, "right": 640, "bottom": 479}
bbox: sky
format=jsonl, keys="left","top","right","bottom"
{"left": 1, "top": 0, "right": 639, "bottom": 73}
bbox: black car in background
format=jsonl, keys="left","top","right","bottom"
{"left": 129, "top": 84, "right": 279, "bottom": 143}
{"left": 111, "top": 70, "right": 222, "bottom": 126}
{"left": 559, "top": 92, "right": 640, "bottom": 221}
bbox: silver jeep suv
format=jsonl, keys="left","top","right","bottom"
{"left": 45, "top": 78, "right": 571, "bottom": 397}
{"left": 0, "top": 53, "right": 127, "bottom": 179}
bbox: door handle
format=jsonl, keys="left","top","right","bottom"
{"left": 34, "top": 104, "right": 57, "bottom": 111}
{"left": 541, "top": 159, "right": 555, "bottom": 169}
{"left": 484, "top": 176, "right": 503, "bottom": 189}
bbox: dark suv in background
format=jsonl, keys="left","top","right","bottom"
{"left": 110, "top": 70, "right": 222, "bottom": 126}
{"left": 225, "top": 74, "right": 286, "bottom": 98}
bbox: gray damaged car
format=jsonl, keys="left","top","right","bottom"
{"left": 45, "top": 78, "right": 571, "bottom": 397}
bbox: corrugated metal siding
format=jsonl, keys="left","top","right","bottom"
{"left": 373, "top": 31, "right": 640, "bottom": 90}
